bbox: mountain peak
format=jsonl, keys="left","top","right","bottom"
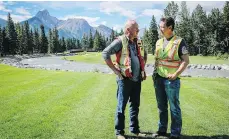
{"left": 36, "top": 9, "right": 50, "bottom": 18}
{"left": 41, "top": 9, "right": 48, "bottom": 12}
{"left": 93, "top": 24, "right": 112, "bottom": 38}
{"left": 17, "top": 9, "right": 112, "bottom": 39}
{"left": 65, "top": 18, "right": 89, "bottom": 26}
{"left": 67, "top": 18, "right": 87, "bottom": 22}
{"left": 33, "top": 9, "right": 59, "bottom": 28}
{"left": 97, "top": 24, "right": 109, "bottom": 28}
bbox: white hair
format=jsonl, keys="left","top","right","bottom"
{"left": 124, "top": 19, "right": 137, "bottom": 34}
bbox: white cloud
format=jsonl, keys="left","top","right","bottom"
{"left": 0, "top": 14, "right": 6, "bottom": 20}
{"left": 59, "top": 15, "right": 100, "bottom": 27}
{"left": 6, "top": 1, "right": 16, "bottom": 6}
{"left": 100, "top": 1, "right": 136, "bottom": 19}
{"left": 141, "top": 9, "right": 163, "bottom": 17}
{"left": 0, "top": 14, "right": 32, "bottom": 22}
{"left": 48, "top": 2, "right": 76, "bottom": 9}
{"left": 101, "top": 21, "right": 107, "bottom": 25}
{"left": 51, "top": 2, "right": 100, "bottom": 10}
{"left": 11, "top": 14, "right": 32, "bottom": 22}
{"left": 0, "top": 1, "right": 12, "bottom": 12}
{"left": 113, "top": 24, "right": 123, "bottom": 32}
{"left": 118, "top": 1, "right": 168, "bottom": 10}
{"left": 140, "top": 9, "right": 163, "bottom": 23}
{"left": 176, "top": 1, "right": 225, "bottom": 14}
{"left": 26, "top": 1, "right": 100, "bottom": 10}
{"left": 15, "top": 7, "right": 31, "bottom": 16}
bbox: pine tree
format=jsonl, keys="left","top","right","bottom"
{"left": 76, "top": 39, "right": 81, "bottom": 49}
{"left": 60, "top": 37, "right": 66, "bottom": 52}
{"left": 222, "top": 1, "right": 229, "bottom": 53}
{"left": 119, "top": 29, "right": 124, "bottom": 36}
{"left": 142, "top": 29, "right": 150, "bottom": 54}
{"left": 114, "top": 30, "right": 119, "bottom": 38}
{"left": 33, "top": 28, "right": 40, "bottom": 53}
{"left": 24, "top": 21, "right": 32, "bottom": 54}
{"left": 110, "top": 28, "right": 115, "bottom": 42}
{"left": 53, "top": 27, "right": 59, "bottom": 53}
{"left": 176, "top": 1, "right": 190, "bottom": 38}
{"left": 88, "top": 29, "right": 93, "bottom": 49}
{"left": 65, "top": 38, "right": 69, "bottom": 50}
{"left": 66, "top": 38, "right": 73, "bottom": 50}
{"left": 72, "top": 38, "right": 77, "bottom": 49}
{"left": 148, "top": 15, "right": 159, "bottom": 54}
{"left": 93, "top": 30, "right": 101, "bottom": 51}
{"left": 105, "top": 37, "right": 110, "bottom": 47}
{"left": 0, "top": 26, "right": 2, "bottom": 56}
{"left": 101, "top": 34, "right": 106, "bottom": 50}
{"left": 6, "top": 13, "right": 18, "bottom": 55}
{"left": 176, "top": 1, "right": 194, "bottom": 55}
{"left": 48, "top": 28, "right": 53, "bottom": 53}
{"left": 2, "top": 27, "right": 9, "bottom": 55}
{"left": 207, "top": 8, "right": 224, "bottom": 55}
{"left": 191, "top": 4, "right": 209, "bottom": 55}
{"left": 164, "top": 1, "right": 179, "bottom": 21}
{"left": 82, "top": 33, "right": 88, "bottom": 50}
{"left": 39, "top": 24, "right": 48, "bottom": 54}
{"left": 15, "top": 23, "right": 22, "bottom": 54}
{"left": 21, "top": 23, "right": 27, "bottom": 54}
{"left": 29, "top": 29, "right": 34, "bottom": 54}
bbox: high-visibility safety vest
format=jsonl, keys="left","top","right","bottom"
{"left": 114, "top": 35, "right": 146, "bottom": 80}
{"left": 155, "top": 35, "right": 182, "bottom": 78}
{"left": 137, "top": 39, "right": 147, "bottom": 62}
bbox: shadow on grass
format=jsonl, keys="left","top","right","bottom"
{"left": 180, "top": 135, "right": 229, "bottom": 139}
{"left": 124, "top": 132, "right": 229, "bottom": 139}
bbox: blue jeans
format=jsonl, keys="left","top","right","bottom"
{"left": 115, "top": 77, "right": 141, "bottom": 135}
{"left": 153, "top": 75, "right": 182, "bottom": 136}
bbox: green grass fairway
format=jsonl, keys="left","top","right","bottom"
{"left": 64, "top": 52, "right": 108, "bottom": 64}
{"left": 64, "top": 53, "right": 229, "bottom": 65}
{"left": 0, "top": 64, "right": 229, "bottom": 139}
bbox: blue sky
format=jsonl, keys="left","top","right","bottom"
{"left": 0, "top": 1, "right": 226, "bottom": 31}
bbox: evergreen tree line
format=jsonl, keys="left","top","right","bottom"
{"left": 0, "top": 13, "right": 124, "bottom": 56}
{"left": 142, "top": 1, "right": 229, "bottom": 59}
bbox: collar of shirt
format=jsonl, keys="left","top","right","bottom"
{"left": 124, "top": 35, "right": 135, "bottom": 44}
{"left": 164, "top": 35, "right": 174, "bottom": 41}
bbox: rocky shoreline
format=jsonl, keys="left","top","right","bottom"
{"left": 1, "top": 55, "right": 229, "bottom": 78}
{"left": 145, "top": 63, "right": 229, "bottom": 71}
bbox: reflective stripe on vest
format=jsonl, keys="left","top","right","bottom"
{"left": 157, "top": 59, "right": 181, "bottom": 68}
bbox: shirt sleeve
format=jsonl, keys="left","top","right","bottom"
{"left": 178, "top": 39, "right": 189, "bottom": 59}
{"left": 102, "top": 39, "right": 122, "bottom": 60}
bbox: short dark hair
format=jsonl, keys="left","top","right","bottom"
{"left": 160, "top": 17, "right": 175, "bottom": 31}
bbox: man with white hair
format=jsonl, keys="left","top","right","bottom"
{"left": 102, "top": 20, "right": 147, "bottom": 139}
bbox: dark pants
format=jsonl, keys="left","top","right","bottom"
{"left": 153, "top": 75, "right": 182, "bottom": 137}
{"left": 115, "top": 77, "right": 141, "bottom": 135}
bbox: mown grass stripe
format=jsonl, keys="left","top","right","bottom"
{"left": 0, "top": 64, "right": 229, "bottom": 138}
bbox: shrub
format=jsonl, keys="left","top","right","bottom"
{"left": 216, "top": 52, "right": 229, "bottom": 60}
{"left": 222, "top": 53, "right": 229, "bottom": 60}
{"left": 216, "top": 52, "right": 223, "bottom": 60}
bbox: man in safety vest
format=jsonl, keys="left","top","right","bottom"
{"left": 152, "top": 17, "right": 189, "bottom": 139}
{"left": 102, "top": 20, "right": 147, "bottom": 139}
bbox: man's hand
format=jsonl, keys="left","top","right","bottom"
{"left": 104, "top": 59, "right": 124, "bottom": 80}
{"left": 141, "top": 71, "right": 146, "bottom": 80}
{"left": 167, "top": 54, "right": 189, "bottom": 80}
{"left": 114, "top": 69, "right": 124, "bottom": 80}
{"left": 167, "top": 73, "right": 178, "bottom": 80}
